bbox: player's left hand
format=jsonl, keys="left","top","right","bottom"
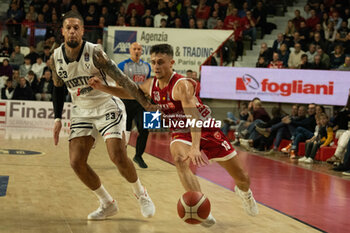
{"left": 184, "top": 147, "right": 208, "bottom": 167}
{"left": 88, "top": 76, "right": 104, "bottom": 90}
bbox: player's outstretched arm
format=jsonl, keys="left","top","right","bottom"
{"left": 50, "top": 55, "right": 64, "bottom": 145}
{"left": 92, "top": 46, "right": 152, "bottom": 110}
{"left": 88, "top": 77, "right": 134, "bottom": 99}
{"left": 173, "top": 80, "right": 207, "bottom": 167}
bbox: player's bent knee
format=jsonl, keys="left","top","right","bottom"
{"left": 70, "top": 157, "right": 88, "bottom": 172}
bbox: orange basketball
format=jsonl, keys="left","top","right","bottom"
{"left": 177, "top": 191, "right": 211, "bottom": 224}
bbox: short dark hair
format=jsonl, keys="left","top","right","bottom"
{"left": 62, "top": 10, "right": 84, "bottom": 25}
{"left": 150, "top": 44, "right": 174, "bottom": 57}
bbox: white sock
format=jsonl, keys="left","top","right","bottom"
{"left": 237, "top": 186, "right": 252, "bottom": 196}
{"left": 93, "top": 184, "right": 114, "bottom": 207}
{"left": 131, "top": 178, "right": 144, "bottom": 197}
{"left": 125, "top": 131, "right": 131, "bottom": 145}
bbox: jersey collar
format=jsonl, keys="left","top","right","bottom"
{"left": 62, "top": 41, "right": 86, "bottom": 64}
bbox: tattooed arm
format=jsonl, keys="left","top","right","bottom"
{"left": 93, "top": 46, "right": 152, "bottom": 110}
{"left": 50, "top": 54, "right": 65, "bottom": 145}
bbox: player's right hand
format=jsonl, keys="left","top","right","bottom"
{"left": 53, "top": 121, "right": 62, "bottom": 145}
{"left": 88, "top": 76, "right": 104, "bottom": 90}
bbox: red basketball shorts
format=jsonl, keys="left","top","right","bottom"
{"left": 171, "top": 129, "right": 237, "bottom": 161}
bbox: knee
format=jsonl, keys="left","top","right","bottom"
{"left": 172, "top": 153, "right": 189, "bottom": 170}
{"left": 110, "top": 147, "right": 127, "bottom": 166}
{"left": 70, "top": 157, "right": 87, "bottom": 173}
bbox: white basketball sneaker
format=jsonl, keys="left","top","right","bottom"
{"left": 201, "top": 213, "right": 216, "bottom": 228}
{"left": 135, "top": 188, "right": 155, "bottom": 218}
{"left": 87, "top": 200, "right": 119, "bottom": 220}
{"left": 235, "top": 186, "right": 259, "bottom": 216}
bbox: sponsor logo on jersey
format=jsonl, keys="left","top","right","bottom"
{"left": 114, "top": 30, "right": 137, "bottom": 54}
{"left": 84, "top": 52, "right": 89, "bottom": 62}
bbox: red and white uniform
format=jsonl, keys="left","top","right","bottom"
{"left": 150, "top": 72, "right": 236, "bottom": 161}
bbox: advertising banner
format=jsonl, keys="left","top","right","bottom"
{"left": 200, "top": 66, "right": 349, "bottom": 106}
{"left": 0, "top": 100, "right": 72, "bottom": 128}
{"left": 106, "top": 27, "right": 232, "bottom": 75}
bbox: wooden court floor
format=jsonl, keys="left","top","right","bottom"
{"left": 0, "top": 128, "right": 320, "bottom": 233}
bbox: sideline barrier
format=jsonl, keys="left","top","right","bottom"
{"left": 200, "top": 66, "right": 349, "bottom": 106}
{"left": 0, "top": 100, "right": 71, "bottom": 129}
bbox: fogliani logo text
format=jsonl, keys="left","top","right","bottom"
{"left": 9, "top": 102, "right": 71, "bottom": 119}
{"left": 236, "top": 76, "right": 334, "bottom": 96}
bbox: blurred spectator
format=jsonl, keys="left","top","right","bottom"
{"left": 313, "top": 23, "right": 325, "bottom": 40}
{"left": 144, "top": 16, "right": 154, "bottom": 27}
{"left": 324, "top": 21, "right": 337, "bottom": 43}
{"left": 288, "top": 31, "right": 306, "bottom": 51}
{"left": 292, "top": 9, "right": 305, "bottom": 31}
{"left": 26, "top": 45, "right": 39, "bottom": 64}
{"left": 299, "top": 113, "right": 333, "bottom": 164}
{"left": 101, "top": 6, "right": 115, "bottom": 26}
{"left": 317, "top": 47, "right": 330, "bottom": 68}
{"left": 299, "top": 54, "right": 313, "bottom": 69}
{"left": 0, "top": 59, "right": 13, "bottom": 78}
{"left": 306, "top": 9, "right": 320, "bottom": 30}
{"left": 9, "top": 45, "right": 24, "bottom": 69}
{"left": 268, "top": 52, "right": 283, "bottom": 68}
{"left": 337, "top": 56, "right": 350, "bottom": 71}
{"left": 332, "top": 137, "right": 350, "bottom": 172}
{"left": 21, "top": 12, "right": 35, "bottom": 39}
{"left": 25, "top": 70, "right": 38, "bottom": 94}
{"left": 31, "top": 57, "right": 46, "bottom": 79}
{"left": 256, "top": 56, "right": 268, "bottom": 67}
{"left": 154, "top": 9, "right": 168, "bottom": 28}
{"left": 335, "top": 21, "right": 350, "bottom": 45}
{"left": 207, "top": 11, "right": 219, "bottom": 29}
{"left": 6, "top": 2, "right": 24, "bottom": 40}
{"left": 213, "top": 18, "right": 224, "bottom": 29}
{"left": 259, "top": 42, "right": 273, "bottom": 63}
{"left": 1, "top": 79, "right": 15, "bottom": 100}
{"left": 222, "top": 102, "right": 249, "bottom": 136}
{"left": 273, "top": 33, "right": 285, "bottom": 52}
{"left": 126, "top": 9, "right": 141, "bottom": 26}
{"left": 224, "top": 7, "right": 239, "bottom": 30}
{"left": 298, "top": 21, "right": 310, "bottom": 49}
{"left": 278, "top": 43, "right": 290, "bottom": 67}
{"left": 41, "top": 46, "right": 51, "bottom": 63}
{"left": 311, "top": 54, "right": 328, "bottom": 69}
{"left": 28, "top": 5, "right": 37, "bottom": 22}
{"left": 160, "top": 18, "right": 167, "bottom": 28}
{"left": 196, "top": 19, "right": 206, "bottom": 29}
{"left": 241, "top": 10, "right": 257, "bottom": 45}
{"left": 301, "top": 4, "right": 311, "bottom": 19}
{"left": 36, "top": 69, "right": 53, "bottom": 101}
{"left": 188, "top": 18, "right": 196, "bottom": 29}
{"left": 116, "top": 15, "right": 128, "bottom": 26}
{"left": 19, "top": 56, "right": 32, "bottom": 77}
{"left": 11, "top": 69, "right": 20, "bottom": 88}
{"left": 127, "top": 0, "right": 145, "bottom": 17}
{"left": 196, "top": 0, "right": 210, "bottom": 20}
{"left": 253, "top": 1, "right": 271, "bottom": 36}
{"left": 306, "top": 43, "right": 317, "bottom": 62}
{"left": 312, "top": 32, "right": 327, "bottom": 51}
{"left": 238, "top": 2, "right": 250, "bottom": 18}
{"left": 84, "top": 4, "right": 99, "bottom": 43}
{"left": 330, "top": 45, "right": 345, "bottom": 69}
{"left": 13, "top": 77, "right": 34, "bottom": 100}
{"left": 321, "top": 12, "right": 330, "bottom": 30}
{"left": 330, "top": 11, "right": 343, "bottom": 30}
{"left": 166, "top": 9, "right": 176, "bottom": 27}
{"left": 0, "top": 35, "right": 13, "bottom": 57}
{"left": 284, "top": 20, "right": 296, "bottom": 41}
{"left": 186, "top": 70, "right": 192, "bottom": 78}
{"left": 288, "top": 43, "right": 305, "bottom": 69}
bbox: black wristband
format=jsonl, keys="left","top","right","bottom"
{"left": 52, "top": 86, "right": 65, "bottom": 119}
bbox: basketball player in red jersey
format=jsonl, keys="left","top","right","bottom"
{"left": 89, "top": 44, "right": 258, "bottom": 227}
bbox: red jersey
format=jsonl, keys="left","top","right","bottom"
{"left": 150, "top": 72, "right": 212, "bottom": 131}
